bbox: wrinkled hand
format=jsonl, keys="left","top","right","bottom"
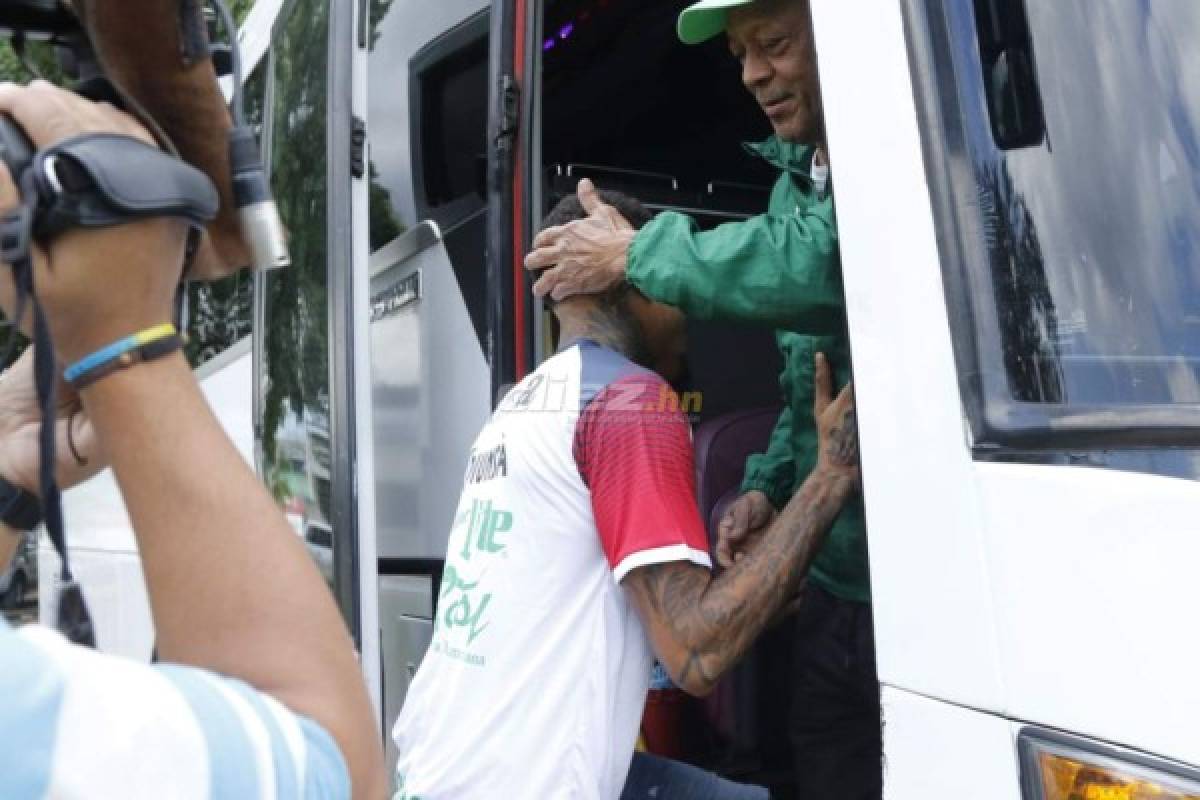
{"left": 813, "top": 352, "right": 858, "bottom": 485}
{"left": 715, "top": 489, "right": 778, "bottom": 568}
{"left": 0, "top": 347, "right": 103, "bottom": 495}
{"left": 524, "top": 178, "right": 636, "bottom": 301}
{"left": 0, "top": 81, "right": 188, "bottom": 364}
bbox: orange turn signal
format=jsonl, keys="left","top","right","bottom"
{"left": 1022, "top": 731, "right": 1200, "bottom": 800}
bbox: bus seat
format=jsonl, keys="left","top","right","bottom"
{"left": 693, "top": 407, "right": 781, "bottom": 537}
{"left": 691, "top": 407, "right": 789, "bottom": 778}
{"left": 543, "top": 164, "right": 770, "bottom": 230}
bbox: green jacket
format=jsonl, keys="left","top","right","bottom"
{"left": 625, "top": 136, "right": 869, "bottom": 604}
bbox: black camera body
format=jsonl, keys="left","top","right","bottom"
{"left": 0, "top": 0, "right": 79, "bottom": 38}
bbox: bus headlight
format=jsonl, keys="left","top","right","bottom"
{"left": 1020, "top": 729, "right": 1200, "bottom": 800}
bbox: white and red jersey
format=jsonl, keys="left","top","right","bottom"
{"left": 392, "top": 340, "right": 711, "bottom": 800}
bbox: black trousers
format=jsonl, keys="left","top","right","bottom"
{"left": 789, "top": 585, "right": 883, "bottom": 800}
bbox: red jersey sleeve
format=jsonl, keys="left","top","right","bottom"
{"left": 574, "top": 372, "right": 712, "bottom": 582}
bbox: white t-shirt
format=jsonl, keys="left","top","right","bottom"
{"left": 392, "top": 341, "right": 712, "bottom": 800}
{"left": 811, "top": 159, "right": 830, "bottom": 196}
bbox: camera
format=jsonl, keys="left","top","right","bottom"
{"left": 0, "top": 109, "right": 219, "bottom": 263}
{"left": 0, "top": 0, "right": 288, "bottom": 278}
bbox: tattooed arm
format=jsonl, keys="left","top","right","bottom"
{"left": 623, "top": 353, "right": 858, "bottom": 697}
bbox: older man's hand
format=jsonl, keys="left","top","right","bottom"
{"left": 525, "top": 178, "right": 637, "bottom": 301}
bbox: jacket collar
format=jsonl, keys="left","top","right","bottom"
{"left": 743, "top": 136, "right": 818, "bottom": 185}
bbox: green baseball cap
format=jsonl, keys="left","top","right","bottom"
{"left": 677, "top": 0, "right": 757, "bottom": 45}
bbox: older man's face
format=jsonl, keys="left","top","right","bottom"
{"left": 727, "top": 0, "right": 823, "bottom": 144}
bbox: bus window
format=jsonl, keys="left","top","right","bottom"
{"left": 410, "top": 17, "right": 489, "bottom": 227}
{"left": 912, "top": 0, "right": 1200, "bottom": 462}
{"left": 258, "top": 1, "right": 335, "bottom": 585}
{"left": 368, "top": 5, "right": 489, "bottom": 351}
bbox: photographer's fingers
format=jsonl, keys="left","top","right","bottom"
{"left": 0, "top": 81, "right": 154, "bottom": 150}
{"left": 0, "top": 160, "right": 46, "bottom": 335}
{"left": 0, "top": 161, "right": 18, "bottom": 320}
{"left": 812, "top": 352, "right": 833, "bottom": 419}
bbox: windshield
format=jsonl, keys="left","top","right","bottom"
{"left": 979, "top": 0, "right": 1200, "bottom": 407}
{"left": 912, "top": 0, "right": 1200, "bottom": 452}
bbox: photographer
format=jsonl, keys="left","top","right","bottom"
{"left": 0, "top": 82, "right": 385, "bottom": 799}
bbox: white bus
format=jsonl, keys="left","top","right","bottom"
{"left": 40, "top": 0, "right": 1200, "bottom": 795}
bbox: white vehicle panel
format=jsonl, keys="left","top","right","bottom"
{"left": 810, "top": 0, "right": 1006, "bottom": 710}
{"left": 979, "top": 461, "right": 1200, "bottom": 767}
{"left": 882, "top": 686, "right": 1020, "bottom": 800}
{"left": 370, "top": 229, "right": 490, "bottom": 560}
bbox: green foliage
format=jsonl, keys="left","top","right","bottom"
{"left": 0, "top": 37, "right": 66, "bottom": 86}
{"left": 230, "top": 0, "right": 257, "bottom": 25}
{"left": 368, "top": 0, "right": 395, "bottom": 49}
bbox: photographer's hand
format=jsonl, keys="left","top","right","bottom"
{"left": 0, "top": 80, "right": 186, "bottom": 364}
{"left": 0, "top": 347, "right": 102, "bottom": 496}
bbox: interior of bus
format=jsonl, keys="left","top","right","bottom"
{"left": 537, "top": 0, "right": 807, "bottom": 793}
{"left": 538, "top": 0, "right": 786, "bottom": 425}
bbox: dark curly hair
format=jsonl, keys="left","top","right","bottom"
{"left": 538, "top": 189, "right": 654, "bottom": 232}
{"left": 535, "top": 189, "right": 654, "bottom": 313}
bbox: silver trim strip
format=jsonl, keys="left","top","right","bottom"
{"left": 369, "top": 220, "right": 443, "bottom": 277}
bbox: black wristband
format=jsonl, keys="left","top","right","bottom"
{"left": 0, "top": 475, "right": 42, "bottom": 532}
{"left": 70, "top": 333, "right": 187, "bottom": 391}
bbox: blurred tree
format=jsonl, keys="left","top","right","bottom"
{"left": 230, "top": 0, "right": 257, "bottom": 24}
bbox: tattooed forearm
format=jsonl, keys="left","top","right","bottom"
{"left": 624, "top": 467, "right": 854, "bottom": 695}
{"left": 677, "top": 650, "right": 718, "bottom": 692}
{"left": 825, "top": 408, "right": 858, "bottom": 467}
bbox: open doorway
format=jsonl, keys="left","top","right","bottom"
{"left": 535, "top": 0, "right": 785, "bottom": 423}
{"left": 534, "top": 1, "right": 811, "bottom": 795}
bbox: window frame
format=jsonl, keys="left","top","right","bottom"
{"left": 409, "top": 11, "right": 491, "bottom": 232}
{"left": 254, "top": 0, "right": 361, "bottom": 640}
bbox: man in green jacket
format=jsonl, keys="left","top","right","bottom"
{"left": 525, "top": 0, "right": 879, "bottom": 797}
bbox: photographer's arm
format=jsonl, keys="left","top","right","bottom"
{"left": 83, "top": 351, "right": 384, "bottom": 798}
{"left": 0, "top": 83, "right": 384, "bottom": 799}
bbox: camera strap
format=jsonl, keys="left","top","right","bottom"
{"left": 1, "top": 194, "right": 91, "bottom": 645}
{"left": 0, "top": 132, "right": 217, "bottom": 647}
{"left": 28, "top": 133, "right": 219, "bottom": 238}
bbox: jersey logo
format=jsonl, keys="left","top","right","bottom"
{"left": 465, "top": 441, "right": 508, "bottom": 484}
{"left": 457, "top": 499, "right": 512, "bottom": 560}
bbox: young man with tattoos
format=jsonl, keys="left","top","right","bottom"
{"left": 391, "top": 191, "right": 858, "bottom": 800}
